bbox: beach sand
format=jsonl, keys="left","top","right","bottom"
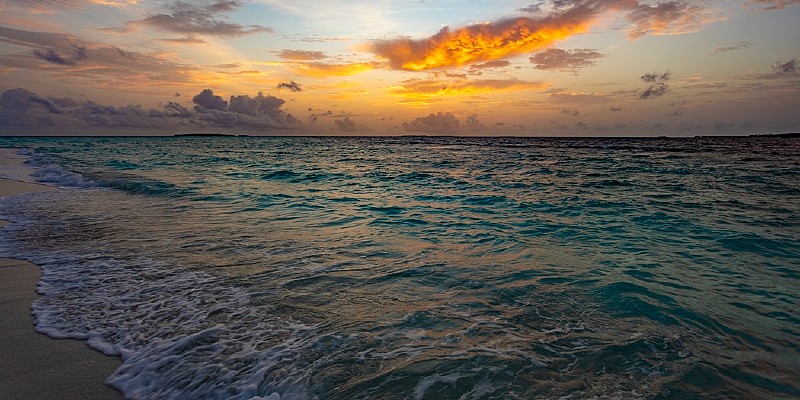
{"left": 1, "top": 150, "right": 122, "bottom": 399}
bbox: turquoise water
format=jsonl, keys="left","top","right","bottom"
{"left": 0, "top": 136, "right": 798, "bottom": 399}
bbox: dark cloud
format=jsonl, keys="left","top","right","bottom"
{"left": 469, "top": 60, "right": 512, "bottom": 71}
{"left": 192, "top": 89, "right": 228, "bottom": 111}
{"left": 561, "top": 108, "right": 580, "bottom": 116}
{"left": 732, "top": 58, "right": 800, "bottom": 80}
{"left": 641, "top": 71, "right": 671, "bottom": 83}
{"left": 228, "top": 92, "right": 285, "bottom": 119}
{"left": 30, "top": 42, "right": 87, "bottom": 66}
{"left": 529, "top": 48, "right": 604, "bottom": 73}
{"left": 744, "top": 0, "right": 800, "bottom": 10}
{"left": 713, "top": 41, "right": 753, "bottom": 54}
{"left": 162, "top": 101, "right": 192, "bottom": 118}
{"left": 0, "top": 26, "right": 197, "bottom": 85}
{"left": 276, "top": 81, "right": 303, "bottom": 92}
{"left": 772, "top": 58, "right": 796, "bottom": 75}
{"left": 277, "top": 49, "right": 327, "bottom": 61}
{"left": 625, "top": 1, "right": 713, "bottom": 39}
{"left": 49, "top": 96, "right": 79, "bottom": 108}
{"left": 1, "top": 88, "right": 301, "bottom": 132}
{"left": 1, "top": 88, "right": 63, "bottom": 127}
{"left": 32, "top": 48, "right": 74, "bottom": 65}
{"left": 402, "top": 112, "right": 460, "bottom": 134}
{"left": 639, "top": 83, "right": 669, "bottom": 99}
{"left": 517, "top": 3, "right": 544, "bottom": 13}
{"left": 133, "top": 1, "right": 272, "bottom": 37}
{"left": 334, "top": 116, "right": 357, "bottom": 132}
{"left": 610, "top": 106, "right": 623, "bottom": 111}
{"left": 639, "top": 71, "right": 671, "bottom": 99}
{"left": 2, "top": 88, "right": 52, "bottom": 112}
{"left": 464, "top": 114, "right": 487, "bottom": 132}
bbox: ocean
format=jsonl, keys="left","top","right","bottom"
{"left": 0, "top": 136, "right": 798, "bottom": 399}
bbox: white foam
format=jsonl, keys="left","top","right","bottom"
{"left": 0, "top": 226, "right": 335, "bottom": 400}
{"left": 31, "top": 163, "right": 92, "bottom": 187}
{"left": 0, "top": 148, "right": 39, "bottom": 182}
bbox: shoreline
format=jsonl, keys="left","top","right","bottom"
{"left": 0, "top": 150, "right": 123, "bottom": 399}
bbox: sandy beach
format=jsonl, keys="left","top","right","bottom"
{"left": 0, "top": 150, "right": 122, "bottom": 399}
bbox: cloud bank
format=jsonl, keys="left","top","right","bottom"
{"left": 0, "top": 88, "right": 300, "bottom": 132}
{"left": 401, "top": 112, "right": 488, "bottom": 134}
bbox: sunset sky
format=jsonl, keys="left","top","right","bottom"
{"left": 0, "top": 0, "right": 798, "bottom": 135}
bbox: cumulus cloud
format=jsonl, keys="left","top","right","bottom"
{"left": 529, "top": 48, "right": 604, "bottom": 73}
{"left": 192, "top": 89, "right": 228, "bottom": 111}
{"left": 0, "top": 87, "right": 301, "bottom": 132}
{"left": 713, "top": 41, "right": 753, "bottom": 54}
{"left": 402, "top": 112, "right": 461, "bottom": 134}
{"left": 228, "top": 93, "right": 283, "bottom": 116}
{"left": 369, "top": 0, "right": 714, "bottom": 71}
{"left": 277, "top": 49, "right": 326, "bottom": 61}
{"left": 276, "top": 81, "right": 303, "bottom": 92}
{"left": 638, "top": 71, "right": 671, "bottom": 99}
{"left": 464, "top": 114, "right": 488, "bottom": 132}
{"left": 1, "top": 88, "right": 59, "bottom": 114}
{"left": 334, "top": 116, "right": 357, "bottom": 132}
{"left": 131, "top": 0, "right": 272, "bottom": 37}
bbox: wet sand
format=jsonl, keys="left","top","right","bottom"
{"left": 0, "top": 149, "right": 122, "bottom": 399}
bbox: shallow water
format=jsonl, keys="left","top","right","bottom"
{"left": 0, "top": 136, "right": 798, "bottom": 399}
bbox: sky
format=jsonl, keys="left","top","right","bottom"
{"left": 0, "top": 0, "right": 798, "bottom": 136}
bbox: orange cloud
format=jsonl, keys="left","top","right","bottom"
{"left": 371, "top": 1, "right": 635, "bottom": 71}
{"left": 390, "top": 78, "right": 550, "bottom": 97}
{"left": 370, "top": 0, "right": 718, "bottom": 71}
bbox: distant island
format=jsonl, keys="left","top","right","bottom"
{"left": 748, "top": 132, "right": 799, "bottom": 138}
{"left": 173, "top": 133, "right": 249, "bottom": 137}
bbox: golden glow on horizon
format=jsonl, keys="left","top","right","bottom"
{"left": 390, "top": 78, "right": 551, "bottom": 98}
{"left": 288, "top": 62, "right": 380, "bottom": 77}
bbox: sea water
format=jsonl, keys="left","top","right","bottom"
{"left": 0, "top": 136, "right": 797, "bottom": 399}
